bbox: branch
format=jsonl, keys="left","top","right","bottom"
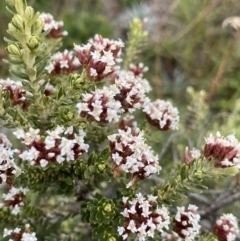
{"left": 200, "top": 191, "right": 240, "bottom": 218}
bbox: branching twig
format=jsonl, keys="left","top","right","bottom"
{"left": 159, "top": 130, "right": 184, "bottom": 160}
{"left": 200, "top": 191, "right": 240, "bottom": 217}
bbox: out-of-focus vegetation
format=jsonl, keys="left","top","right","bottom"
{"left": 1, "top": 0, "right": 240, "bottom": 239}
{"left": 1, "top": 0, "right": 240, "bottom": 111}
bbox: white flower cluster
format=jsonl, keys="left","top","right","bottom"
{"left": 0, "top": 78, "right": 30, "bottom": 109}
{"left": 0, "top": 133, "right": 21, "bottom": 184}
{"left": 143, "top": 98, "right": 179, "bottom": 131}
{"left": 77, "top": 85, "right": 123, "bottom": 123}
{"left": 89, "top": 34, "right": 124, "bottom": 64}
{"left": 0, "top": 78, "right": 22, "bottom": 90}
{"left": 13, "top": 126, "right": 89, "bottom": 167}
{"left": 4, "top": 224, "right": 37, "bottom": 241}
{"left": 129, "top": 62, "right": 149, "bottom": 77}
{"left": 114, "top": 70, "right": 151, "bottom": 112}
{"left": 39, "top": 13, "right": 68, "bottom": 38}
{"left": 213, "top": 213, "right": 239, "bottom": 241}
{"left": 0, "top": 186, "right": 29, "bottom": 215}
{"left": 189, "top": 148, "right": 201, "bottom": 159}
{"left": 173, "top": 204, "right": 201, "bottom": 240}
{"left": 74, "top": 34, "right": 124, "bottom": 81}
{"left": 108, "top": 128, "right": 161, "bottom": 188}
{"left": 204, "top": 132, "right": 240, "bottom": 168}
{"left": 184, "top": 147, "right": 202, "bottom": 166}
{"left": 118, "top": 193, "right": 170, "bottom": 241}
{"left": 45, "top": 50, "right": 81, "bottom": 74}
{"left": 205, "top": 132, "right": 239, "bottom": 146}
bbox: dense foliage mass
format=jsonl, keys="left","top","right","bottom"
{"left": 0, "top": 0, "right": 240, "bottom": 241}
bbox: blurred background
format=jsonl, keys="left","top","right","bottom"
{"left": 1, "top": 0, "right": 240, "bottom": 112}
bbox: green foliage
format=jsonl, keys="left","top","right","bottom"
{"left": 123, "top": 17, "right": 148, "bottom": 69}
{"left": 1, "top": 0, "right": 240, "bottom": 240}
{"left": 158, "top": 158, "right": 239, "bottom": 204}
{"left": 82, "top": 194, "right": 116, "bottom": 225}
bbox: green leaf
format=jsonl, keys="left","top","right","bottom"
{"left": 180, "top": 165, "right": 188, "bottom": 180}
{"left": 3, "top": 58, "right": 23, "bottom": 65}
{"left": 102, "top": 172, "right": 111, "bottom": 182}
{"left": 38, "top": 79, "right": 48, "bottom": 93}
{"left": 88, "top": 152, "right": 97, "bottom": 165}
{"left": 84, "top": 169, "right": 91, "bottom": 179}
{"left": 21, "top": 80, "right": 34, "bottom": 91}
{"left": 26, "top": 67, "right": 36, "bottom": 77}
{"left": 64, "top": 176, "right": 73, "bottom": 185}
{"left": 3, "top": 37, "right": 16, "bottom": 44}
{"left": 99, "top": 147, "right": 110, "bottom": 161}
{"left": 57, "top": 86, "right": 65, "bottom": 100}
{"left": 36, "top": 60, "right": 47, "bottom": 77}
{"left": 11, "top": 70, "right": 29, "bottom": 80}
{"left": 88, "top": 165, "right": 96, "bottom": 173}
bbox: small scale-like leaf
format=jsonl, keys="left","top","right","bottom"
{"left": 88, "top": 152, "right": 97, "bottom": 165}
{"left": 102, "top": 172, "right": 111, "bottom": 182}
{"left": 3, "top": 58, "right": 23, "bottom": 65}
{"left": 99, "top": 147, "right": 110, "bottom": 161}
{"left": 64, "top": 176, "right": 73, "bottom": 185}
{"left": 11, "top": 70, "right": 29, "bottom": 80}
{"left": 38, "top": 79, "right": 48, "bottom": 93}
{"left": 57, "top": 86, "right": 65, "bottom": 100}
{"left": 3, "top": 37, "right": 16, "bottom": 44}
{"left": 84, "top": 169, "right": 91, "bottom": 179}
{"left": 36, "top": 60, "right": 47, "bottom": 77}
{"left": 180, "top": 165, "right": 188, "bottom": 181}
{"left": 21, "top": 80, "right": 34, "bottom": 91}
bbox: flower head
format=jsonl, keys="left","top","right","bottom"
{"left": 108, "top": 128, "right": 161, "bottom": 187}
{"left": 40, "top": 13, "right": 67, "bottom": 38}
{"left": 173, "top": 204, "right": 201, "bottom": 240}
{"left": 204, "top": 132, "right": 240, "bottom": 168}
{"left": 74, "top": 34, "right": 124, "bottom": 81}
{"left": 45, "top": 50, "right": 81, "bottom": 75}
{"left": 213, "top": 214, "right": 239, "bottom": 241}
{"left": 14, "top": 126, "right": 89, "bottom": 167}
{"left": 184, "top": 147, "right": 201, "bottom": 166}
{"left": 77, "top": 85, "right": 123, "bottom": 123}
{"left": 143, "top": 98, "right": 179, "bottom": 131}
{"left": 0, "top": 186, "right": 28, "bottom": 215}
{"left": 0, "top": 133, "right": 21, "bottom": 185}
{"left": 114, "top": 71, "right": 151, "bottom": 112}
{"left": 118, "top": 193, "right": 170, "bottom": 240}
{"left": 0, "top": 78, "right": 30, "bottom": 109}
{"left": 3, "top": 224, "right": 37, "bottom": 241}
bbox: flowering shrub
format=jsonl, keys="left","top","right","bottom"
{"left": 0, "top": 0, "right": 239, "bottom": 240}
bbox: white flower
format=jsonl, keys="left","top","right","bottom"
{"left": 90, "top": 68, "right": 98, "bottom": 76}
{"left": 40, "top": 159, "right": 49, "bottom": 167}
{"left": 12, "top": 205, "right": 21, "bottom": 215}
{"left": 3, "top": 228, "right": 13, "bottom": 237}
{"left": 22, "top": 232, "right": 37, "bottom": 241}
{"left": 117, "top": 226, "right": 125, "bottom": 236}
{"left": 13, "top": 129, "right": 25, "bottom": 139}
{"left": 143, "top": 98, "right": 179, "bottom": 130}
{"left": 127, "top": 220, "right": 137, "bottom": 233}
{"left": 190, "top": 148, "right": 201, "bottom": 159}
